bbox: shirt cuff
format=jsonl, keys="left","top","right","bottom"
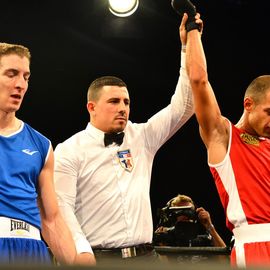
{"left": 75, "top": 237, "right": 93, "bottom": 254}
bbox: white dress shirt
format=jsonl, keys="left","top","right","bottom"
{"left": 54, "top": 52, "right": 193, "bottom": 254}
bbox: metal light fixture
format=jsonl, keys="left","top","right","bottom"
{"left": 108, "top": 0, "right": 139, "bottom": 17}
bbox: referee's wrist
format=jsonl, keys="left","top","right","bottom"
{"left": 182, "top": 44, "right": 186, "bottom": 53}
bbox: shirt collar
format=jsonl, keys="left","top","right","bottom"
{"left": 85, "top": 123, "right": 105, "bottom": 145}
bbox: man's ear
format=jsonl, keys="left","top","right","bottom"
{"left": 243, "top": 97, "right": 254, "bottom": 112}
{"left": 87, "top": 101, "right": 95, "bottom": 114}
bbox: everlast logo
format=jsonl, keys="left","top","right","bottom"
{"left": 10, "top": 219, "right": 30, "bottom": 232}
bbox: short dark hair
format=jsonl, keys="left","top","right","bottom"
{"left": 244, "top": 75, "right": 270, "bottom": 104}
{"left": 87, "top": 76, "right": 127, "bottom": 102}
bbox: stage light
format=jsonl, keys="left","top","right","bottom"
{"left": 108, "top": 0, "right": 139, "bottom": 17}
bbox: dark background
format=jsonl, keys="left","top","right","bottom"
{"left": 1, "top": 0, "right": 269, "bottom": 245}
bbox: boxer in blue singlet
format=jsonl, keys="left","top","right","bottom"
{"left": 0, "top": 42, "right": 95, "bottom": 265}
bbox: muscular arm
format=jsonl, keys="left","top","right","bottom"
{"left": 38, "top": 148, "right": 96, "bottom": 265}
{"left": 184, "top": 14, "right": 229, "bottom": 163}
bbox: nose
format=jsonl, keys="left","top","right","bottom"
{"left": 15, "top": 75, "right": 28, "bottom": 90}
{"left": 119, "top": 100, "right": 127, "bottom": 112}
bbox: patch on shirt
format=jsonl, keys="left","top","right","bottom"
{"left": 240, "top": 133, "right": 259, "bottom": 146}
{"left": 117, "top": 149, "right": 133, "bottom": 172}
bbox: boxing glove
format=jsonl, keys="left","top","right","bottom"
{"left": 171, "top": 0, "right": 200, "bottom": 32}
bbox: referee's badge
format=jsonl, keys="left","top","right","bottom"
{"left": 117, "top": 149, "right": 133, "bottom": 172}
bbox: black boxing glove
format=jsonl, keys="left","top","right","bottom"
{"left": 171, "top": 0, "right": 200, "bottom": 32}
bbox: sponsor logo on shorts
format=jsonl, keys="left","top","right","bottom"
{"left": 10, "top": 219, "right": 30, "bottom": 235}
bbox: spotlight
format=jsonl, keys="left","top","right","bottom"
{"left": 108, "top": 0, "right": 139, "bottom": 17}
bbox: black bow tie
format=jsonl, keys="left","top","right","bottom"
{"left": 104, "top": 132, "right": 124, "bottom": 147}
